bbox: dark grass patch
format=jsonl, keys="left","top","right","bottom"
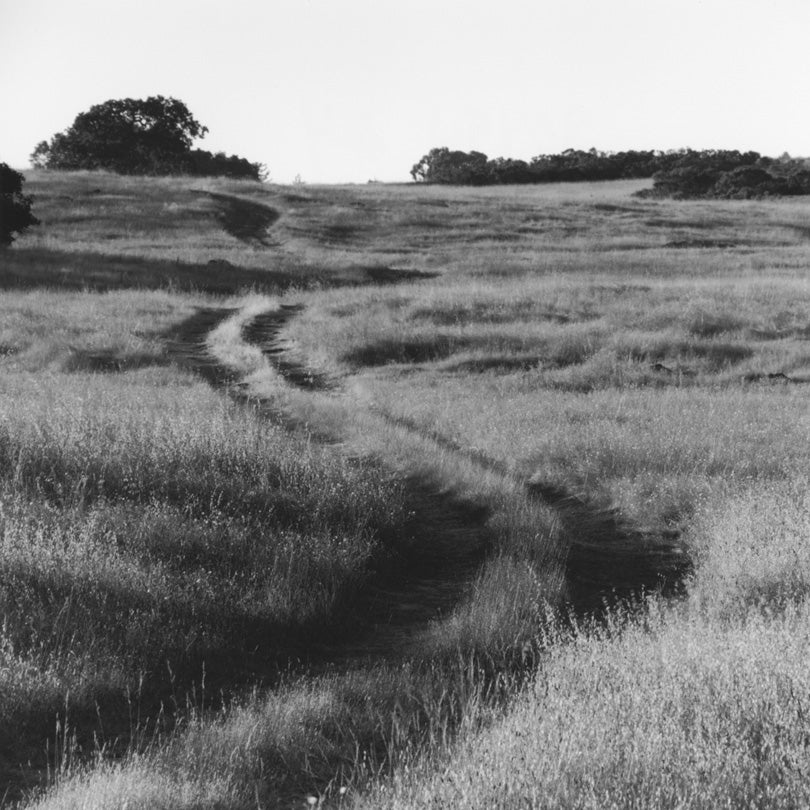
{"left": 741, "top": 371, "right": 810, "bottom": 384}
{"left": 280, "top": 192, "right": 315, "bottom": 204}
{"left": 345, "top": 336, "right": 465, "bottom": 366}
{"left": 600, "top": 243, "right": 662, "bottom": 252}
{"left": 466, "top": 231, "right": 525, "bottom": 243}
{"left": 515, "top": 225, "right": 573, "bottom": 235}
{"left": 665, "top": 238, "right": 740, "bottom": 249}
{"left": 787, "top": 224, "right": 810, "bottom": 241}
{"left": 321, "top": 224, "right": 362, "bottom": 244}
{"left": 542, "top": 332, "right": 604, "bottom": 368}
{"left": 591, "top": 284, "right": 652, "bottom": 296}
{"left": 686, "top": 311, "right": 746, "bottom": 337}
{"left": 625, "top": 339, "right": 753, "bottom": 369}
{"left": 0, "top": 344, "right": 19, "bottom": 358}
{"left": 62, "top": 349, "right": 171, "bottom": 374}
{"left": 412, "top": 304, "right": 572, "bottom": 326}
{"left": 590, "top": 203, "right": 648, "bottom": 214}
{"left": 0, "top": 249, "right": 432, "bottom": 295}
{"left": 204, "top": 192, "right": 280, "bottom": 246}
{"left": 522, "top": 212, "right": 577, "bottom": 223}
{"left": 645, "top": 218, "right": 732, "bottom": 230}
{"left": 0, "top": 247, "right": 303, "bottom": 294}
{"left": 747, "top": 327, "right": 794, "bottom": 340}
{"left": 364, "top": 266, "right": 438, "bottom": 284}
{"left": 441, "top": 354, "right": 543, "bottom": 373}
{"left": 344, "top": 334, "right": 558, "bottom": 368}
{"left": 401, "top": 217, "right": 452, "bottom": 229}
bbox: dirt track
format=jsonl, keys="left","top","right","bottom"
{"left": 166, "top": 294, "right": 692, "bottom": 670}
{"left": 166, "top": 303, "right": 493, "bottom": 664}
{"left": 163, "top": 199, "right": 691, "bottom": 662}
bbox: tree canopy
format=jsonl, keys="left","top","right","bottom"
{"left": 411, "top": 148, "right": 491, "bottom": 185}
{"left": 640, "top": 152, "right": 810, "bottom": 199}
{"left": 33, "top": 96, "right": 264, "bottom": 180}
{"left": 0, "top": 164, "right": 39, "bottom": 247}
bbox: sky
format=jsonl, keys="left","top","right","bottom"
{"left": 2, "top": 0, "right": 809, "bottom": 183}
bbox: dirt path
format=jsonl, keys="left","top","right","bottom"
{"left": 241, "top": 304, "right": 334, "bottom": 391}
{"left": 368, "top": 408, "right": 691, "bottom": 611}
{"left": 193, "top": 300, "right": 690, "bottom": 633}
{"left": 164, "top": 200, "right": 690, "bottom": 654}
{"left": 166, "top": 305, "right": 493, "bottom": 664}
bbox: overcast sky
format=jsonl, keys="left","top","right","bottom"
{"left": 2, "top": 0, "right": 808, "bottom": 183}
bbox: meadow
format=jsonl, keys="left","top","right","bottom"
{"left": 1, "top": 170, "right": 809, "bottom": 808}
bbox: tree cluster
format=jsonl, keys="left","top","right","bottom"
{"left": 0, "top": 164, "right": 39, "bottom": 247}
{"left": 410, "top": 147, "right": 810, "bottom": 197}
{"left": 32, "top": 96, "right": 265, "bottom": 181}
{"left": 411, "top": 146, "right": 685, "bottom": 185}
{"left": 640, "top": 154, "right": 810, "bottom": 199}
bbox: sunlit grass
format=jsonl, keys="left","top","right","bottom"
{"left": 356, "top": 376, "right": 810, "bottom": 528}
{"left": 10, "top": 170, "right": 810, "bottom": 809}
{"left": 358, "top": 483, "right": 810, "bottom": 810}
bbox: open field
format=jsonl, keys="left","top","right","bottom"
{"left": 2, "top": 170, "right": 810, "bottom": 807}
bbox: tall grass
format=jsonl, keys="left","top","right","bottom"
{"left": 0, "top": 290, "right": 412, "bottom": 803}
{"left": 25, "top": 658, "right": 506, "bottom": 810}
{"left": 11, "top": 171, "right": 810, "bottom": 809}
{"left": 356, "top": 482, "right": 810, "bottom": 810}
{"left": 358, "top": 376, "right": 810, "bottom": 527}
{"left": 0, "top": 372, "right": 405, "bottom": 676}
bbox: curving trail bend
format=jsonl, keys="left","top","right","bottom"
{"left": 166, "top": 291, "right": 691, "bottom": 667}
{"left": 164, "top": 188, "right": 690, "bottom": 659}
{"left": 165, "top": 300, "right": 493, "bottom": 662}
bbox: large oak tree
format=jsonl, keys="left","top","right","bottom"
{"left": 32, "top": 96, "right": 265, "bottom": 180}
{"left": 33, "top": 96, "right": 207, "bottom": 175}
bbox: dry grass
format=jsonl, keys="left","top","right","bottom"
{"left": 357, "top": 483, "right": 810, "bottom": 810}
{"left": 0, "top": 287, "right": 413, "bottom": 802}
{"left": 6, "top": 170, "right": 810, "bottom": 809}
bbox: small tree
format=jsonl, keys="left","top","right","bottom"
{"left": 0, "top": 164, "right": 39, "bottom": 246}
{"left": 30, "top": 140, "right": 51, "bottom": 169}
{"left": 411, "top": 147, "right": 491, "bottom": 185}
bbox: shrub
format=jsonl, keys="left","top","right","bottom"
{"left": 0, "top": 163, "right": 39, "bottom": 246}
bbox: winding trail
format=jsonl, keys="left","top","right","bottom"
{"left": 363, "top": 409, "right": 691, "bottom": 610}
{"left": 167, "top": 297, "right": 690, "bottom": 662}
{"left": 164, "top": 198, "right": 691, "bottom": 660}
{"left": 166, "top": 304, "right": 493, "bottom": 662}
{"left": 242, "top": 304, "right": 334, "bottom": 391}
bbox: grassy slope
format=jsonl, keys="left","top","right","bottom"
{"left": 3, "top": 171, "right": 810, "bottom": 808}
{"left": 0, "top": 174, "right": 421, "bottom": 803}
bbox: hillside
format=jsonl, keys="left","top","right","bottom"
{"left": 3, "top": 171, "right": 810, "bottom": 808}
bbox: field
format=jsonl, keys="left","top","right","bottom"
{"left": 2, "top": 170, "right": 810, "bottom": 808}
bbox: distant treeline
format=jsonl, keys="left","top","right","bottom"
{"left": 411, "top": 147, "right": 810, "bottom": 198}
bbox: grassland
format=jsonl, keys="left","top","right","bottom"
{"left": 2, "top": 170, "right": 810, "bottom": 808}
